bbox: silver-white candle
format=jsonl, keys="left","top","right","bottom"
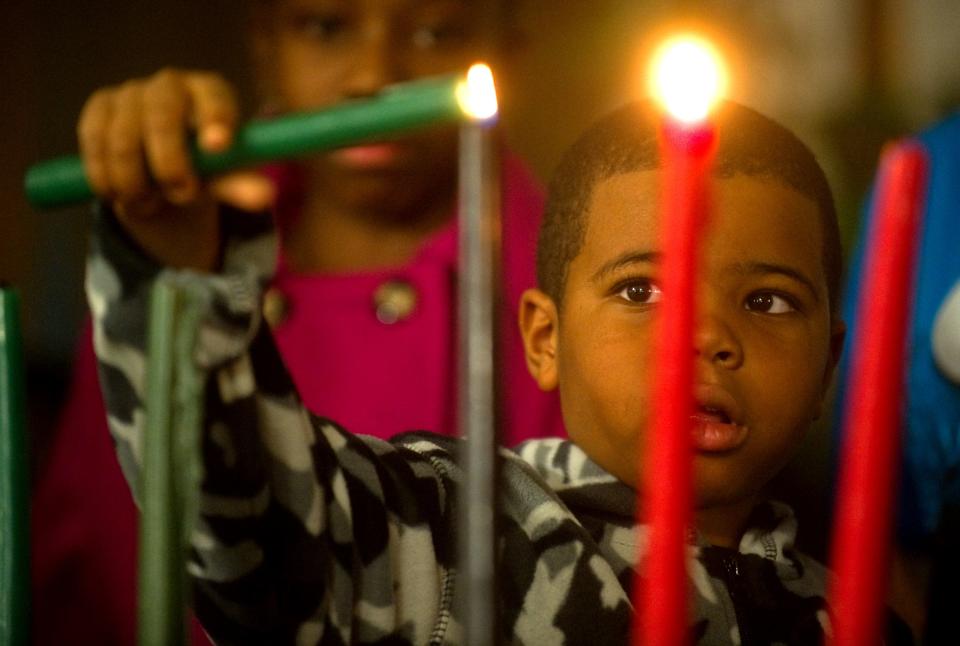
{"left": 456, "top": 63, "right": 501, "bottom": 645}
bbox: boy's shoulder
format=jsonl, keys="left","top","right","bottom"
{"left": 692, "top": 501, "right": 832, "bottom": 644}
{"left": 388, "top": 433, "right": 625, "bottom": 494}
{"left": 324, "top": 428, "right": 842, "bottom": 643}
{"left": 384, "top": 432, "right": 635, "bottom": 527}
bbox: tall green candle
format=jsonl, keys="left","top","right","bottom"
{"left": 139, "top": 279, "right": 204, "bottom": 646}
{"left": 0, "top": 286, "right": 28, "bottom": 646}
{"left": 25, "top": 73, "right": 464, "bottom": 210}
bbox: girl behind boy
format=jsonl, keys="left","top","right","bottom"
{"left": 31, "top": 1, "right": 562, "bottom": 644}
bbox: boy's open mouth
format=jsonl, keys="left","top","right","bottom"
{"left": 690, "top": 411, "right": 748, "bottom": 453}
{"left": 691, "top": 386, "right": 748, "bottom": 453}
{"left": 696, "top": 405, "right": 731, "bottom": 424}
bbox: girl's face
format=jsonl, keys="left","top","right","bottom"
{"left": 256, "top": 0, "right": 498, "bottom": 217}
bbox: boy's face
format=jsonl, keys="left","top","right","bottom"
{"left": 522, "top": 170, "right": 844, "bottom": 518}
{"left": 256, "top": 0, "right": 493, "bottom": 213}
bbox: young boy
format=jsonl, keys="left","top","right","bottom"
{"left": 89, "top": 99, "right": 847, "bottom": 643}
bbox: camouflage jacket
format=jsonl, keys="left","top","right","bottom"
{"left": 87, "top": 210, "right": 831, "bottom": 644}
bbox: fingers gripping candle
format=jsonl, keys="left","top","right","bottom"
{"left": 25, "top": 73, "right": 468, "bottom": 210}
{"left": 635, "top": 35, "right": 725, "bottom": 646}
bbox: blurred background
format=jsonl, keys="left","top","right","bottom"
{"left": 2, "top": 0, "right": 959, "bottom": 554}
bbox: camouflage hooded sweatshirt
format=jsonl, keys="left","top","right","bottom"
{"left": 87, "top": 210, "right": 832, "bottom": 645}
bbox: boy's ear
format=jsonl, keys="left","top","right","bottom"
{"left": 518, "top": 288, "right": 560, "bottom": 392}
{"left": 826, "top": 318, "right": 847, "bottom": 388}
{"left": 814, "top": 318, "right": 847, "bottom": 420}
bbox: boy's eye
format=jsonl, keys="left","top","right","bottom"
{"left": 745, "top": 291, "right": 796, "bottom": 314}
{"left": 617, "top": 280, "right": 662, "bottom": 305}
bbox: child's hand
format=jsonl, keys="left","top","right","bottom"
{"left": 77, "top": 68, "right": 275, "bottom": 271}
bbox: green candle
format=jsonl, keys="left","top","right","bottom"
{"left": 139, "top": 279, "right": 204, "bottom": 646}
{"left": 25, "top": 73, "right": 464, "bottom": 210}
{"left": 0, "top": 286, "right": 28, "bottom": 646}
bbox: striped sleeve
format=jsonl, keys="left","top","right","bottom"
{"left": 86, "top": 208, "right": 459, "bottom": 644}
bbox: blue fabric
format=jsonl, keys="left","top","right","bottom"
{"left": 837, "top": 112, "right": 960, "bottom": 546}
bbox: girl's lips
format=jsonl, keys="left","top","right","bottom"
{"left": 329, "top": 143, "right": 406, "bottom": 168}
{"left": 690, "top": 416, "right": 749, "bottom": 453}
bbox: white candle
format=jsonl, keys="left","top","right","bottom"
{"left": 457, "top": 63, "right": 501, "bottom": 645}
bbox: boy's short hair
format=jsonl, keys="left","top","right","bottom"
{"left": 537, "top": 100, "right": 842, "bottom": 314}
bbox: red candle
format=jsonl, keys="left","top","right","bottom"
{"left": 634, "top": 116, "right": 716, "bottom": 646}
{"left": 635, "top": 35, "right": 725, "bottom": 645}
{"left": 826, "top": 142, "right": 928, "bottom": 645}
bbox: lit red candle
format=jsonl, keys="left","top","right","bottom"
{"left": 826, "top": 142, "right": 929, "bottom": 645}
{"left": 635, "top": 36, "right": 724, "bottom": 645}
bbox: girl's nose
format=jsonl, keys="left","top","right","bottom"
{"left": 344, "top": 26, "right": 405, "bottom": 99}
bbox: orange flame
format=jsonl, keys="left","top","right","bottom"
{"left": 649, "top": 35, "right": 727, "bottom": 123}
{"left": 457, "top": 63, "right": 499, "bottom": 122}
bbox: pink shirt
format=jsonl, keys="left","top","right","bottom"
{"left": 269, "top": 154, "right": 564, "bottom": 444}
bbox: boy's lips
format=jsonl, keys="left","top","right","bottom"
{"left": 690, "top": 418, "right": 748, "bottom": 452}
{"left": 690, "top": 384, "right": 748, "bottom": 453}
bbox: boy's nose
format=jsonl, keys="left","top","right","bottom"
{"left": 694, "top": 313, "right": 743, "bottom": 369}
{"left": 345, "top": 28, "right": 406, "bottom": 99}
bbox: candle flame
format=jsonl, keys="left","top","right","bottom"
{"left": 457, "top": 63, "right": 499, "bottom": 122}
{"left": 650, "top": 35, "right": 727, "bottom": 124}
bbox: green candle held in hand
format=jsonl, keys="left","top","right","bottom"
{"left": 25, "top": 72, "right": 466, "bottom": 210}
